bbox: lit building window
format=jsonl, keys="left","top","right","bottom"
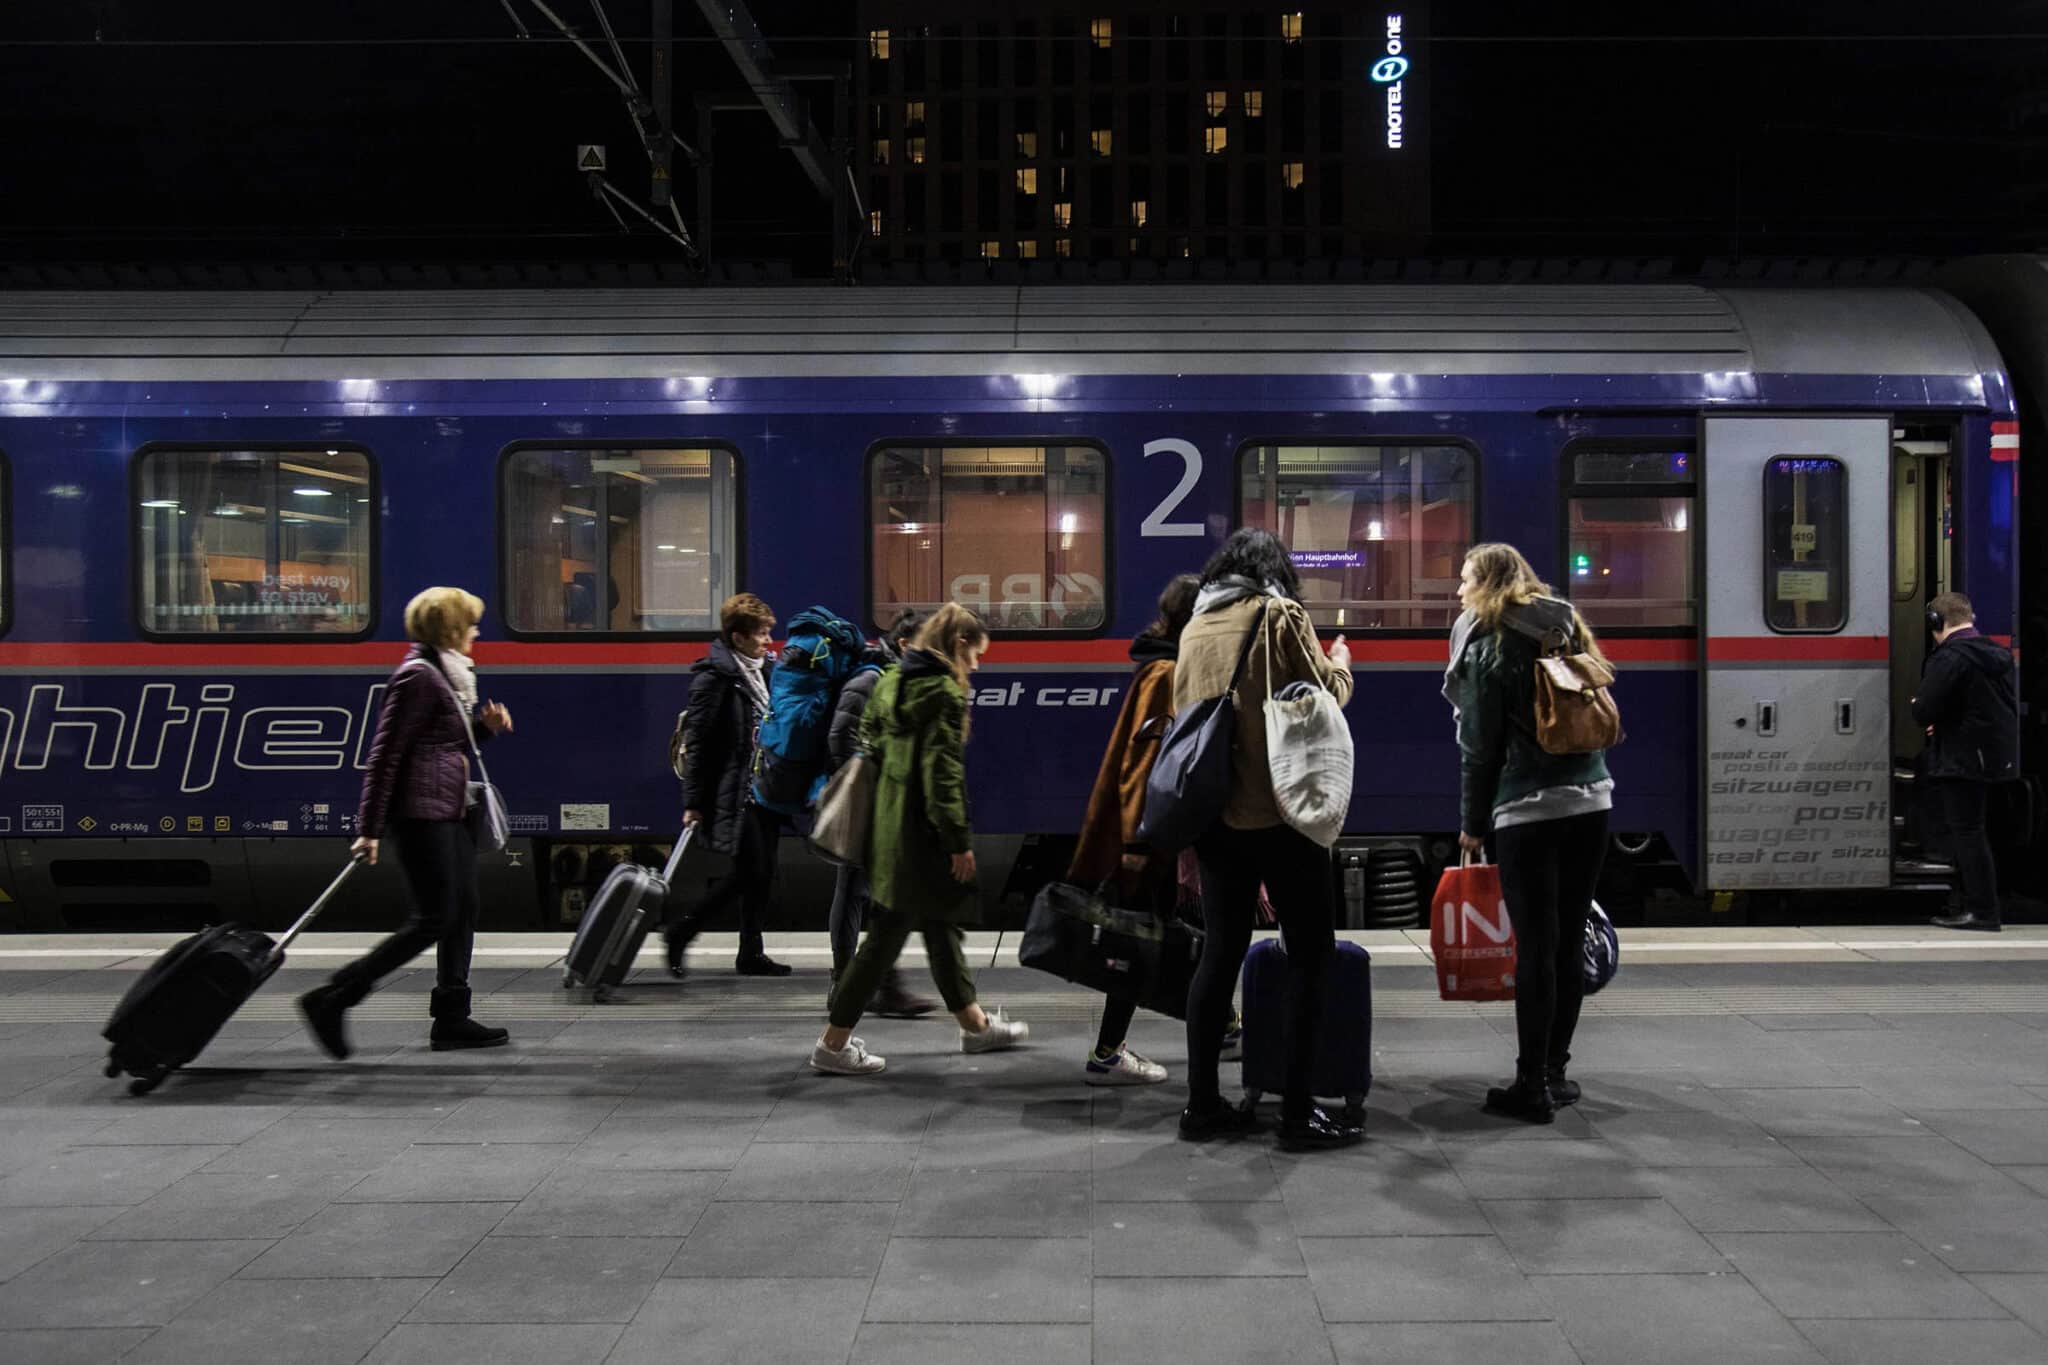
{"left": 1205, "top": 126, "right": 1229, "bottom": 155}
{"left": 1091, "top": 18, "right": 1113, "bottom": 49}
{"left": 1053, "top": 201, "right": 1073, "bottom": 228}
{"left": 1283, "top": 161, "right": 1304, "bottom": 189}
{"left": 1019, "top": 239, "right": 1039, "bottom": 259}
{"left": 1016, "top": 167, "right": 1039, "bottom": 194}
{"left": 1130, "top": 198, "right": 1149, "bottom": 227}
{"left": 1017, "top": 130, "right": 1038, "bottom": 158}
{"left": 869, "top": 28, "right": 891, "bottom": 59}
{"left": 1055, "top": 237, "right": 1073, "bottom": 258}
{"left": 906, "top": 136, "right": 926, "bottom": 165}
{"left": 872, "top": 138, "right": 890, "bottom": 165}
{"left": 869, "top": 209, "right": 883, "bottom": 236}
{"left": 906, "top": 100, "right": 926, "bottom": 125}
{"left": 1090, "top": 128, "right": 1113, "bottom": 156}
{"left": 1206, "top": 90, "right": 1228, "bottom": 119}
{"left": 1244, "top": 90, "right": 1264, "bottom": 118}
{"left": 1280, "top": 13, "right": 1302, "bottom": 43}
{"left": 981, "top": 239, "right": 1002, "bottom": 259}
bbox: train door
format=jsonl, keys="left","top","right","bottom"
{"left": 1887, "top": 427, "right": 1954, "bottom": 874}
{"left": 1701, "top": 416, "right": 1892, "bottom": 890}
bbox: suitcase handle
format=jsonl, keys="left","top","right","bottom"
{"left": 273, "top": 852, "right": 369, "bottom": 960}
{"left": 661, "top": 826, "right": 695, "bottom": 882}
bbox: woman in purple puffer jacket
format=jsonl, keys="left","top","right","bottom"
{"left": 297, "top": 587, "right": 514, "bottom": 1059}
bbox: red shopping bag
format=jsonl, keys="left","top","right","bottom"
{"left": 1430, "top": 855, "right": 1517, "bottom": 1002}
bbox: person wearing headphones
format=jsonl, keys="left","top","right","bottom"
{"left": 1914, "top": 591, "right": 2017, "bottom": 932}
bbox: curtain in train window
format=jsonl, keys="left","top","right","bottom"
{"left": 136, "top": 448, "right": 374, "bottom": 636}
{"left": 502, "top": 447, "right": 736, "bottom": 633}
{"left": 1237, "top": 444, "right": 1474, "bottom": 629}
{"left": 1764, "top": 456, "right": 1847, "bottom": 632}
{"left": 1565, "top": 446, "right": 1696, "bottom": 630}
{"left": 870, "top": 445, "right": 1107, "bottom": 632}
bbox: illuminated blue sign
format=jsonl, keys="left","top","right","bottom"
{"left": 1379, "top": 15, "right": 1407, "bottom": 149}
{"left": 1371, "top": 55, "right": 1409, "bottom": 83}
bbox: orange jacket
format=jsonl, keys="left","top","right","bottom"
{"left": 1067, "top": 655, "right": 1177, "bottom": 885}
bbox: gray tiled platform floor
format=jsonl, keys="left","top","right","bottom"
{"left": 2, "top": 946, "right": 2047, "bottom": 1363}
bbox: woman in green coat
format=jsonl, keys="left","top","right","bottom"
{"left": 811, "top": 603, "right": 1031, "bottom": 1076}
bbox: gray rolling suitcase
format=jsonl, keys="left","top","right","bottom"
{"left": 562, "top": 828, "right": 692, "bottom": 1001}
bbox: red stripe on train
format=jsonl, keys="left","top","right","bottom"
{"left": 1706, "top": 636, "right": 1887, "bottom": 662}
{"left": 0, "top": 636, "right": 1702, "bottom": 668}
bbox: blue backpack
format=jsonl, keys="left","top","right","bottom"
{"left": 752, "top": 606, "right": 868, "bottom": 814}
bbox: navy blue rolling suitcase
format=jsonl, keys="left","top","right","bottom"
{"left": 1238, "top": 937, "right": 1372, "bottom": 1120}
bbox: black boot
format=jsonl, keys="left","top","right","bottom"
{"left": 297, "top": 981, "right": 359, "bottom": 1061}
{"left": 664, "top": 925, "right": 695, "bottom": 978}
{"left": 1546, "top": 1063, "right": 1582, "bottom": 1108}
{"left": 735, "top": 951, "right": 792, "bottom": 976}
{"left": 429, "top": 987, "right": 509, "bottom": 1051}
{"left": 1931, "top": 911, "right": 2002, "bottom": 932}
{"left": 1485, "top": 1066, "right": 1557, "bottom": 1124}
{"left": 1278, "top": 1104, "right": 1366, "bottom": 1151}
{"left": 874, "top": 968, "right": 936, "bottom": 1019}
{"left": 1178, "top": 1097, "right": 1261, "bottom": 1141}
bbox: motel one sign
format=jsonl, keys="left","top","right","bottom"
{"left": 1372, "top": 13, "right": 1409, "bottom": 149}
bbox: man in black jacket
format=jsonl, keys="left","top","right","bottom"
{"left": 1913, "top": 592, "right": 2018, "bottom": 932}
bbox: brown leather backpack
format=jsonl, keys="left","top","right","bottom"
{"left": 1507, "top": 610, "right": 1624, "bottom": 755}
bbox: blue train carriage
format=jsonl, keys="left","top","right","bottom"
{"left": 0, "top": 285, "right": 2015, "bottom": 930}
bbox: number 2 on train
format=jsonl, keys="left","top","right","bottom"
{"left": 1141, "top": 438, "right": 1205, "bottom": 537}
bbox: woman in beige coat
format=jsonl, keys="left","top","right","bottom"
{"left": 1172, "top": 529, "right": 1359, "bottom": 1149}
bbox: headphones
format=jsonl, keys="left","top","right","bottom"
{"left": 1927, "top": 607, "right": 1946, "bottom": 635}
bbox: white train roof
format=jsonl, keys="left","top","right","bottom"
{"left": 0, "top": 284, "right": 2005, "bottom": 383}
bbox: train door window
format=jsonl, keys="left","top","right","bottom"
{"left": 1764, "top": 456, "right": 1848, "bottom": 633}
{"left": 1237, "top": 443, "right": 1476, "bottom": 630}
{"left": 134, "top": 446, "right": 375, "bottom": 637}
{"left": 869, "top": 444, "right": 1107, "bottom": 633}
{"left": 501, "top": 445, "right": 737, "bottom": 635}
{"left": 1564, "top": 443, "right": 1696, "bottom": 630}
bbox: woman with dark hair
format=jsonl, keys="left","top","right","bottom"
{"left": 1173, "top": 528, "right": 1361, "bottom": 1148}
{"left": 1445, "top": 543, "right": 1615, "bottom": 1123}
{"left": 665, "top": 592, "right": 791, "bottom": 979}
{"left": 1067, "top": 573, "right": 1200, "bottom": 1086}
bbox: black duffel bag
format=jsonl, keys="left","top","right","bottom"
{"left": 1019, "top": 879, "right": 1201, "bottom": 1020}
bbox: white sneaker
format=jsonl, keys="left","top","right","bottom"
{"left": 1085, "top": 1046, "right": 1168, "bottom": 1086}
{"left": 810, "top": 1038, "right": 886, "bottom": 1076}
{"left": 960, "top": 1007, "right": 1030, "bottom": 1054}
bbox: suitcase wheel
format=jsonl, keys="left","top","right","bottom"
{"left": 103, "top": 1057, "right": 122, "bottom": 1079}
{"left": 562, "top": 971, "right": 577, "bottom": 990}
{"left": 127, "top": 1068, "right": 169, "bottom": 1097}
{"left": 1341, "top": 1094, "right": 1367, "bottom": 1125}
{"left": 592, "top": 984, "right": 615, "bottom": 1004}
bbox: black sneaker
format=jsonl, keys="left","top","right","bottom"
{"left": 430, "top": 1018, "right": 511, "bottom": 1051}
{"left": 1178, "top": 1099, "right": 1260, "bottom": 1141}
{"left": 1930, "top": 912, "right": 2002, "bottom": 932}
{"left": 1277, "top": 1105, "right": 1366, "bottom": 1151}
{"left": 735, "top": 954, "right": 793, "bottom": 977}
{"left": 297, "top": 984, "right": 353, "bottom": 1061}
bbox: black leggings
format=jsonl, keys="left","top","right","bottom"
{"left": 675, "top": 804, "right": 779, "bottom": 958}
{"left": 1186, "top": 823, "right": 1334, "bottom": 1119}
{"left": 1493, "top": 810, "right": 1608, "bottom": 1074}
{"left": 331, "top": 817, "right": 479, "bottom": 1020}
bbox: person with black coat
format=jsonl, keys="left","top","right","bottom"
{"left": 1915, "top": 591, "right": 2018, "bottom": 932}
{"left": 823, "top": 608, "right": 935, "bottom": 1017}
{"left": 664, "top": 592, "right": 792, "bottom": 977}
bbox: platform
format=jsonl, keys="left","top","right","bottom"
{"left": 2, "top": 930, "right": 2046, "bottom": 1364}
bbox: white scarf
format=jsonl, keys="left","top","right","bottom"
{"left": 437, "top": 647, "right": 479, "bottom": 715}
{"left": 1193, "top": 574, "right": 1285, "bottom": 617}
{"left": 733, "top": 648, "right": 770, "bottom": 713}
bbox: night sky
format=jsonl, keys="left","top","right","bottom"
{"left": 1, "top": 0, "right": 2044, "bottom": 279}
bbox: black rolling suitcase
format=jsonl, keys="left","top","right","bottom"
{"left": 102, "top": 856, "right": 365, "bottom": 1095}
{"left": 1239, "top": 937, "right": 1372, "bottom": 1121}
{"left": 562, "top": 827, "right": 693, "bottom": 1001}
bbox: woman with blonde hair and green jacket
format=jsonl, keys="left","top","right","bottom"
{"left": 810, "top": 602, "right": 1030, "bottom": 1076}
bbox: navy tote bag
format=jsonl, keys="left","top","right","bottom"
{"left": 1136, "top": 602, "right": 1267, "bottom": 852}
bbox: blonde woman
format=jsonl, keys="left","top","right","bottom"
{"left": 299, "top": 587, "right": 514, "bottom": 1058}
{"left": 1444, "top": 543, "right": 1615, "bottom": 1122}
{"left": 810, "top": 603, "right": 1029, "bottom": 1075}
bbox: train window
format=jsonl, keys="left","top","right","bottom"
{"left": 135, "top": 447, "right": 374, "bottom": 637}
{"left": 1564, "top": 444, "right": 1696, "bottom": 630}
{"left": 1764, "top": 456, "right": 1848, "bottom": 632}
{"left": 1238, "top": 443, "right": 1475, "bottom": 630}
{"left": 501, "top": 446, "right": 737, "bottom": 635}
{"left": 870, "top": 444, "right": 1107, "bottom": 633}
